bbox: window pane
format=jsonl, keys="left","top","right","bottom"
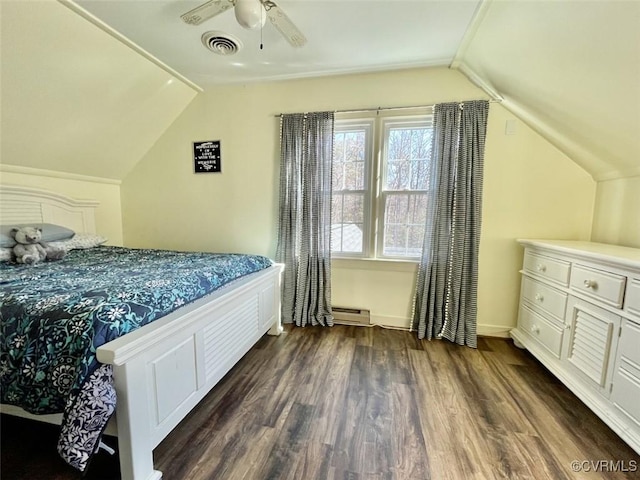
{"left": 331, "top": 194, "right": 344, "bottom": 225}
{"left": 333, "top": 132, "right": 345, "bottom": 190}
{"left": 344, "top": 161, "right": 364, "bottom": 190}
{"left": 387, "top": 159, "right": 410, "bottom": 190}
{"left": 412, "top": 158, "right": 430, "bottom": 190}
{"left": 331, "top": 192, "right": 365, "bottom": 254}
{"left": 332, "top": 130, "right": 365, "bottom": 191}
{"left": 408, "top": 194, "right": 428, "bottom": 224}
{"left": 388, "top": 128, "right": 410, "bottom": 160}
{"left": 384, "top": 194, "right": 408, "bottom": 225}
{"left": 334, "top": 132, "right": 346, "bottom": 160}
{"left": 342, "top": 193, "right": 363, "bottom": 223}
{"left": 385, "top": 126, "right": 432, "bottom": 191}
{"left": 382, "top": 193, "right": 427, "bottom": 257}
{"left": 383, "top": 224, "right": 407, "bottom": 256}
{"left": 331, "top": 125, "right": 368, "bottom": 256}
{"left": 331, "top": 223, "right": 364, "bottom": 253}
{"left": 345, "top": 131, "right": 365, "bottom": 161}
{"left": 407, "top": 225, "right": 424, "bottom": 252}
{"left": 332, "top": 161, "right": 344, "bottom": 190}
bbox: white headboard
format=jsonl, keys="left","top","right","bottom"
{"left": 0, "top": 185, "right": 99, "bottom": 234}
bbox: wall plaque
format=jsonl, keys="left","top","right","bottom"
{"left": 193, "top": 140, "right": 221, "bottom": 173}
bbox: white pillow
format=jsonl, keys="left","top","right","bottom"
{"left": 48, "top": 233, "right": 108, "bottom": 251}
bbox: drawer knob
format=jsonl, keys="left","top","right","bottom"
{"left": 537, "top": 263, "right": 546, "bottom": 272}
{"left": 530, "top": 325, "right": 540, "bottom": 334}
{"left": 535, "top": 293, "right": 544, "bottom": 302}
{"left": 583, "top": 279, "right": 597, "bottom": 289}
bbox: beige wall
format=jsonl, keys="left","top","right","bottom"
{"left": 0, "top": 167, "right": 124, "bottom": 246}
{"left": 591, "top": 176, "right": 640, "bottom": 248}
{"left": 121, "top": 67, "right": 596, "bottom": 335}
{"left": 479, "top": 107, "right": 595, "bottom": 335}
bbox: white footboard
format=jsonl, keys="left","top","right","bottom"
{"left": 96, "top": 264, "right": 283, "bottom": 480}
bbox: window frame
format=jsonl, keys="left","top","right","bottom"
{"left": 330, "top": 118, "right": 374, "bottom": 258}
{"left": 376, "top": 115, "right": 434, "bottom": 260}
{"left": 331, "top": 109, "right": 433, "bottom": 261}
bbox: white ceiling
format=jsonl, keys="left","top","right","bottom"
{"left": 71, "top": 0, "right": 640, "bottom": 181}
{"left": 2, "top": 0, "right": 638, "bottom": 183}
{"left": 75, "top": 0, "right": 483, "bottom": 86}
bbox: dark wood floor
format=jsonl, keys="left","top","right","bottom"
{"left": 2, "top": 325, "right": 639, "bottom": 479}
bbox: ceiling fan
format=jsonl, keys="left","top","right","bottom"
{"left": 181, "top": 0, "right": 307, "bottom": 48}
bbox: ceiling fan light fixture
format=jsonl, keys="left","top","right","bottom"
{"left": 234, "top": 0, "right": 266, "bottom": 30}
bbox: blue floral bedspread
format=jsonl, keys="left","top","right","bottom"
{"left": 0, "top": 246, "right": 272, "bottom": 470}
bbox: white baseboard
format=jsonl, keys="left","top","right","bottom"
{"left": 365, "top": 314, "right": 513, "bottom": 338}
{"left": 477, "top": 324, "right": 513, "bottom": 338}
{"left": 370, "top": 314, "right": 411, "bottom": 330}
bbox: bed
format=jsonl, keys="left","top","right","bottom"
{"left": 0, "top": 184, "right": 283, "bottom": 480}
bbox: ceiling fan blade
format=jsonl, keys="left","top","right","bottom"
{"left": 261, "top": 0, "right": 307, "bottom": 47}
{"left": 181, "top": 0, "right": 235, "bottom": 26}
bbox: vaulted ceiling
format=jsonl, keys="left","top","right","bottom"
{"left": 1, "top": 0, "right": 200, "bottom": 181}
{"left": 454, "top": 0, "right": 640, "bottom": 181}
{"left": 74, "top": 0, "right": 483, "bottom": 85}
{"left": 1, "top": 0, "right": 639, "bottom": 182}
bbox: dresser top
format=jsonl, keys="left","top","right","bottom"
{"left": 518, "top": 239, "right": 640, "bottom": 270}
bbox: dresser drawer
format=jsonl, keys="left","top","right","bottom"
{"left": 519, "top": 304, "right": 564, "bottom": 358}
{"left": 570, "top": 264, "right": 626, "bottom": 309}
{"left": 617, "top": 318, "right": 640, "bottom": 369}
{"left": 523, "top": 251, "right": 570, "bottom": 286}
{"left": 612, "top": 367, "right": 640, "bottom": 427}
{"left": 612, "top": 319, "right": 640, "bottom": 426}
{"left": 625, "top": 277, "right": 640, "bottom": 319}
{"left": 521, "top": 276, "right": 567, "bottom": 323}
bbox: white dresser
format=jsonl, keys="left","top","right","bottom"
{"left": 511, "top": 240, "right": 640, "bottom": 455}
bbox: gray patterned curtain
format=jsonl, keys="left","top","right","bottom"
{"left": 411, "top": 100, "right": 489, "bottom": 348}
{"left": 276, "top": 112, "right": 335, "bottom": 327}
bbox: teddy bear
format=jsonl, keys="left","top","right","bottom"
{"left": 10, "top": 226, "right": 66, "bottom": 264}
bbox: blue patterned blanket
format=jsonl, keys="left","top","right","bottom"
{"left": 0, "top": 246, "right": 272, "bottom": 470}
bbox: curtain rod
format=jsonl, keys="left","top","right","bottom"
{"left": 274, "top": 99, "right": 500, "bottom": 117}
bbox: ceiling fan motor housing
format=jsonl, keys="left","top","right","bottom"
{"left": 235, "top": 0, "right": 266, "bottom": 29}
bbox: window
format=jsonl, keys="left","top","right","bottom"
{"left": 330, "top": 111, "right": 433, "bottom": 260}
{"left": 331, "top": 120, "right": 372, "bottom": 256}
{"left": 379, "top": 118, "right": 433, "bottom": 258}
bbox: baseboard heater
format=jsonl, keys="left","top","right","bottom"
{"left": 332, "top": 307, "right": 370, "bottom": 326}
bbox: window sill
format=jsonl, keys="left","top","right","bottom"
{"left": 331, "top": 256, "right": 419, "bottom": 272}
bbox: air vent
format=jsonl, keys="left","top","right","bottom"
{"left": 201, "top": 31, "right": 242, "bottom": 55}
